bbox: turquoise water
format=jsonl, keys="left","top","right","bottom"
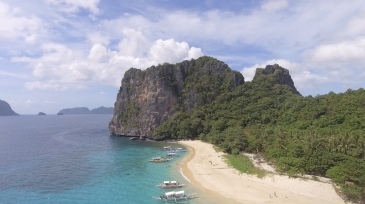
{"left": 0, "top": 115, "right": 223, "bottom": 204}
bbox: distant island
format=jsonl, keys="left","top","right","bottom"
{"left": 90, "top": 106, "right": 114, "bottom": 114}
{"left": 0, "top": 100, "right": 19, "bottom": 116}
{"left": 57, "top": 106, "right": 113, "bottom": 115}
{"left": 38, "top": 112, "right": 46, "bottom": 115}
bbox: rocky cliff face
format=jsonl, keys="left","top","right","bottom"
{"left": 109, "top": 56, "right": 244, "bottom": 137}
{"left": 0, "top": 100, "right": 19, "bottom": 116}
{"left": 252, "top": 64, "right": 301, "bottom": 95}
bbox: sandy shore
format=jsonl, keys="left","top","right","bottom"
{"left": 179, "top": 140, "right": 345, "bottom": 204}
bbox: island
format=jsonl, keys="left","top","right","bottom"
{"left": 109, "top": 56, "right": 365, "bottom": 203}
{"left": 57, "top": 106, "right": 113, "bottom": 115}
{"left": 38, "top": 112, "right": 46, "bottom": 116}
{"left": 90, "top": 106, "right": 113, "bottom": 114}
{"left": 57, "top": 107, "right": 90, "bottom": 115}
{"left": 0, "top": 100, "right": 19, "bottom": 116}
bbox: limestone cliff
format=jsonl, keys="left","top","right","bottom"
{"left": 109, "top": 56, "right": 244, "bottom": 137}
{"left": 252, "top": 64, "right": 301, "bottom": 95}
{"left": 0, "top": 100, "right": 19, "bottom": 116}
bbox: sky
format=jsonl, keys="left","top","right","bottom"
{"left": 1, "top": 0, "right": 365, "bottom": 114}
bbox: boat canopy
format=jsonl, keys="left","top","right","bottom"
{"left": 171, "top": 181, "right": 177, "bottom": 184}
{"left": 165, "top": 191, "right": 176, "bottom": 196}
{"left": 164, "top": 181, "right": 170, "bottom": 184}
{"left": 175, "top": 191, "right": 185, "bottom": 196}
{"left": 165, "top": 191, "right": 185, "bottom": 196}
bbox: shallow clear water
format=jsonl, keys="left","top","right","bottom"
{"left": 0, "top": 115, "right": 223, "bottom": 204}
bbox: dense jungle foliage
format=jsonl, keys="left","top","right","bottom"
{"left": 153, "top": 64, "right": 365, "bottom": 202}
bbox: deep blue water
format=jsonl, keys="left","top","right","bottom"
{"left": 0, "top": 115, "right": 223, "bottom": 204}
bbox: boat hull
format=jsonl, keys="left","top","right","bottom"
{"left": 152, "top": 194, "right": 195, "bottom": 201}
{"left": 157, "top": 184, "right": 184, "bottom": 188}
{"left": 148, "top": 159, "right": 169, "bottom": 163}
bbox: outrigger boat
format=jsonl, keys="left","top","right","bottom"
{"left": 157, "top": 181, "right": 184, "bottom": 189}
{"left": 166, "top": 148, "right": 186, "bottom": 153}
{"left": 149, "top": 157, "right": 170, "bottom": 163}
{"left": 166, "top": 152, "right": 177, "bottom": 157}
{"left": 163, "top": 146, "right": 172, "bottom": 151}
{"left": 176, "top": 148, "right": 186, "bottom": 152}
{"left": 153, "top": 190, "right": 195, "bottom": 202}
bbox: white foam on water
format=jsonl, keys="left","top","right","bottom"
{"left": 180, "top": 168, "right": 191, "bottom": 183}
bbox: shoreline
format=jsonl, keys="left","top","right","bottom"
{"left": 179, "top": 142, "right": 241, "bottom": 204}
{"left": 179, "top": 140, "right": 345, "bottom": 204}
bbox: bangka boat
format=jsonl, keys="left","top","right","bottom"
{"left": 157, "top": 181, "right": 184, "bottom": 189}
{"left": 149, "top": 157, "right": 170, "bottom": 163}
{"left": 176, "top": 148, "right": 186, "bottom": 152}
{"left": 129, "top": 137, "right": 138, "bottom": 140}
{"left": 153, "top": 190, "right": 194, "bottom": 201}
{"left": 163, "top": 146, "right": 172, "bottom": 151}
{"left": 166, "top": 148, "right": 186, "bottom": 153}
{"left": 166, "top": 152, "right": 177, "bottom": 157}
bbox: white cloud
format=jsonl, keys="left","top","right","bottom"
{"left": 25, "top": 99, "right": 36, "bottom": 104}
{"left": 24, "top": 99, "right": 57, "bottom": 104}
{"left": 0, "top": 2, "right": 42, "bottom": 43}
{"left": 13, "top": 43, "right": 86, "bottom": 82}
{"left": 292, "top": 71, "right": 328, "bottom": 91}
{"left": 87, "top": 32, "right": 110, "bottom": 45}
{"left": 25, "top": 81, "right": 67, "bottom": 91}
{"left": 310, "top": 37, "right": 365, "bottom": 63}
{"left": 88, "top": 43, "right": 110, "bottom": 62}
{"left": 118, "top": 29, "right": 149, "bottom": 57}
{"left": 3, "top": 0, "right": 365, "bottom": 96}
{"left": 149, "top": 39, "right": 203, "bottom": 64}
{"left": 12, "top": 34, "right": 203, "bottom": 90}
{"left": 303, "top": 37, "right": 365, "bottom": 90}
{"left": 261, "top": 0, "right": 289, "bottom": 11}
{"left": 0, "top": 71, "right": 30, "bottom": 80}
{"left": 241, "top": 59, "right": 300, "bottom": 81}
{"left": 187, "top": 47, "right": 204, "bottom": 60}
{"left": 344, "top": 7, "right": 365, "bottom": 36}
{"left": 100, "top": 1, "right": 364, "bottom": 55}
{"left": 241, "top": 59, "right": 328, "bottom": 93}
{"left": 45, "top": 0, "right": 100, "bottom": 15}
{"left": 25, "top": 81, "right": 87, "bottom": 91}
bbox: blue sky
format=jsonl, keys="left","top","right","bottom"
{"left": 1, "top": 0, "right": 365, "bottom": 114}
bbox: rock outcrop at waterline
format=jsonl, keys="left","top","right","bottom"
{"left": 0, "top": 100, "right": 19, "bottom": 116}
{"left": 109, "top": 56, "right": 245, "bottom": 137}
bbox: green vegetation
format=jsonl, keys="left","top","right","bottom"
{"left": 224, "top": 154, "right": 266, "bottom": 178}
{"left": 153, "top": 62, "right": 365, "bottom": 202}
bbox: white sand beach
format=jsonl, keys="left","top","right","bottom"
{"left": 179, "top": 140, "right": 345, "bottom": 204}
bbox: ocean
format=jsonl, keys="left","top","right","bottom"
{"left": 0, "top": 115, "right": 221, "bottom": 204}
